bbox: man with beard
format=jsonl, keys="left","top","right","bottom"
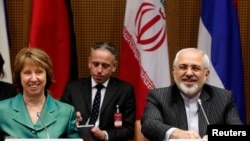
{"left": 141, "top": 48, "right": 242, "bottom": 141}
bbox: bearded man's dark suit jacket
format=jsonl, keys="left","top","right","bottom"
{"left": 141, "top": 84, "right": 242, "bottom": 141}
{"left": 61, "top": 77, "right": 136, "bottom": 141}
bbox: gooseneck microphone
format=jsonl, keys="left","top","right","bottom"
{"left": 197, "top": 98, "right": 210, "bottom": 125}
{"left": 37, "top": 112, "right": 50, "bottom": 139}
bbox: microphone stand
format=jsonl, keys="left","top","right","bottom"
{"left": 37, "top": 112, "right": 50, "bottom": 139}
{"left": 197, "top": 99, "right": 210, "bottom": 125}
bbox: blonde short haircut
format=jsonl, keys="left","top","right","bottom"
{"left": 13, "top": 48, "right": 53, "bottom": 92}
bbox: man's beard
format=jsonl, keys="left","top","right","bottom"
{"left": 175, "top": 78, "right": 205, "bottom": 97}
{"left": 177, "top": 82, "right": 200, "bottom": 96}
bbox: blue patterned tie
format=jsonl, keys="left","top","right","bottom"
{"left": 89, "top": 84, "right": 104, "bottom": 125}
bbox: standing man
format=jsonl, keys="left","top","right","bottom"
{"left": 141, "top": 48, "right": 242, "bottom": 141}
{"left": 61, "top": 42, "right": 136, "bottom": 141}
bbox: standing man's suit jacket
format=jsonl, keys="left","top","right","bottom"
{"left": 141, "top": 84, "right": 242, "bottom": 141}
{"left": 61, "top": 77, "right": 136, "bottom": 141}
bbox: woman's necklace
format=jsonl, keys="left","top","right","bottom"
{"left": 24, "top": 95, "right": 46, "bottom": 124}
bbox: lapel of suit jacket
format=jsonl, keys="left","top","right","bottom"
{"left": 38, "top": 94, "right": 57, "bottom": 130}
{"left": 12, "top": 94, "right": 34, "bottom": 129}
{"left": 198, "top": 87, "right": 210, "bottom": 136}
{"left": 81, "top": 78, "right": 92, "bottom": 115}
{"left": 172, "top": 85, "right": 189, "bottom": 130}
{"left": 100, "top": 77, "right": 116, "bottom": 113}
{"left": 12, "top": 93, "right": 56, "bottom": 130}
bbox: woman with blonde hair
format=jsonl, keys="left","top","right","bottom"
{"left": 0, "top": 48, "right": 80, "bottom": 140}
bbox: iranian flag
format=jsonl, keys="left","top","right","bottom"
{"left": 119, "top": 0, "right": 170, "bottom": 120}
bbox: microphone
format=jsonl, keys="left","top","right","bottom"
{"left": 197, "top": 98, "right": 210, "bottom": 125}
{"left": 37, "top": 112, "right": 50, "bottom": 139}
